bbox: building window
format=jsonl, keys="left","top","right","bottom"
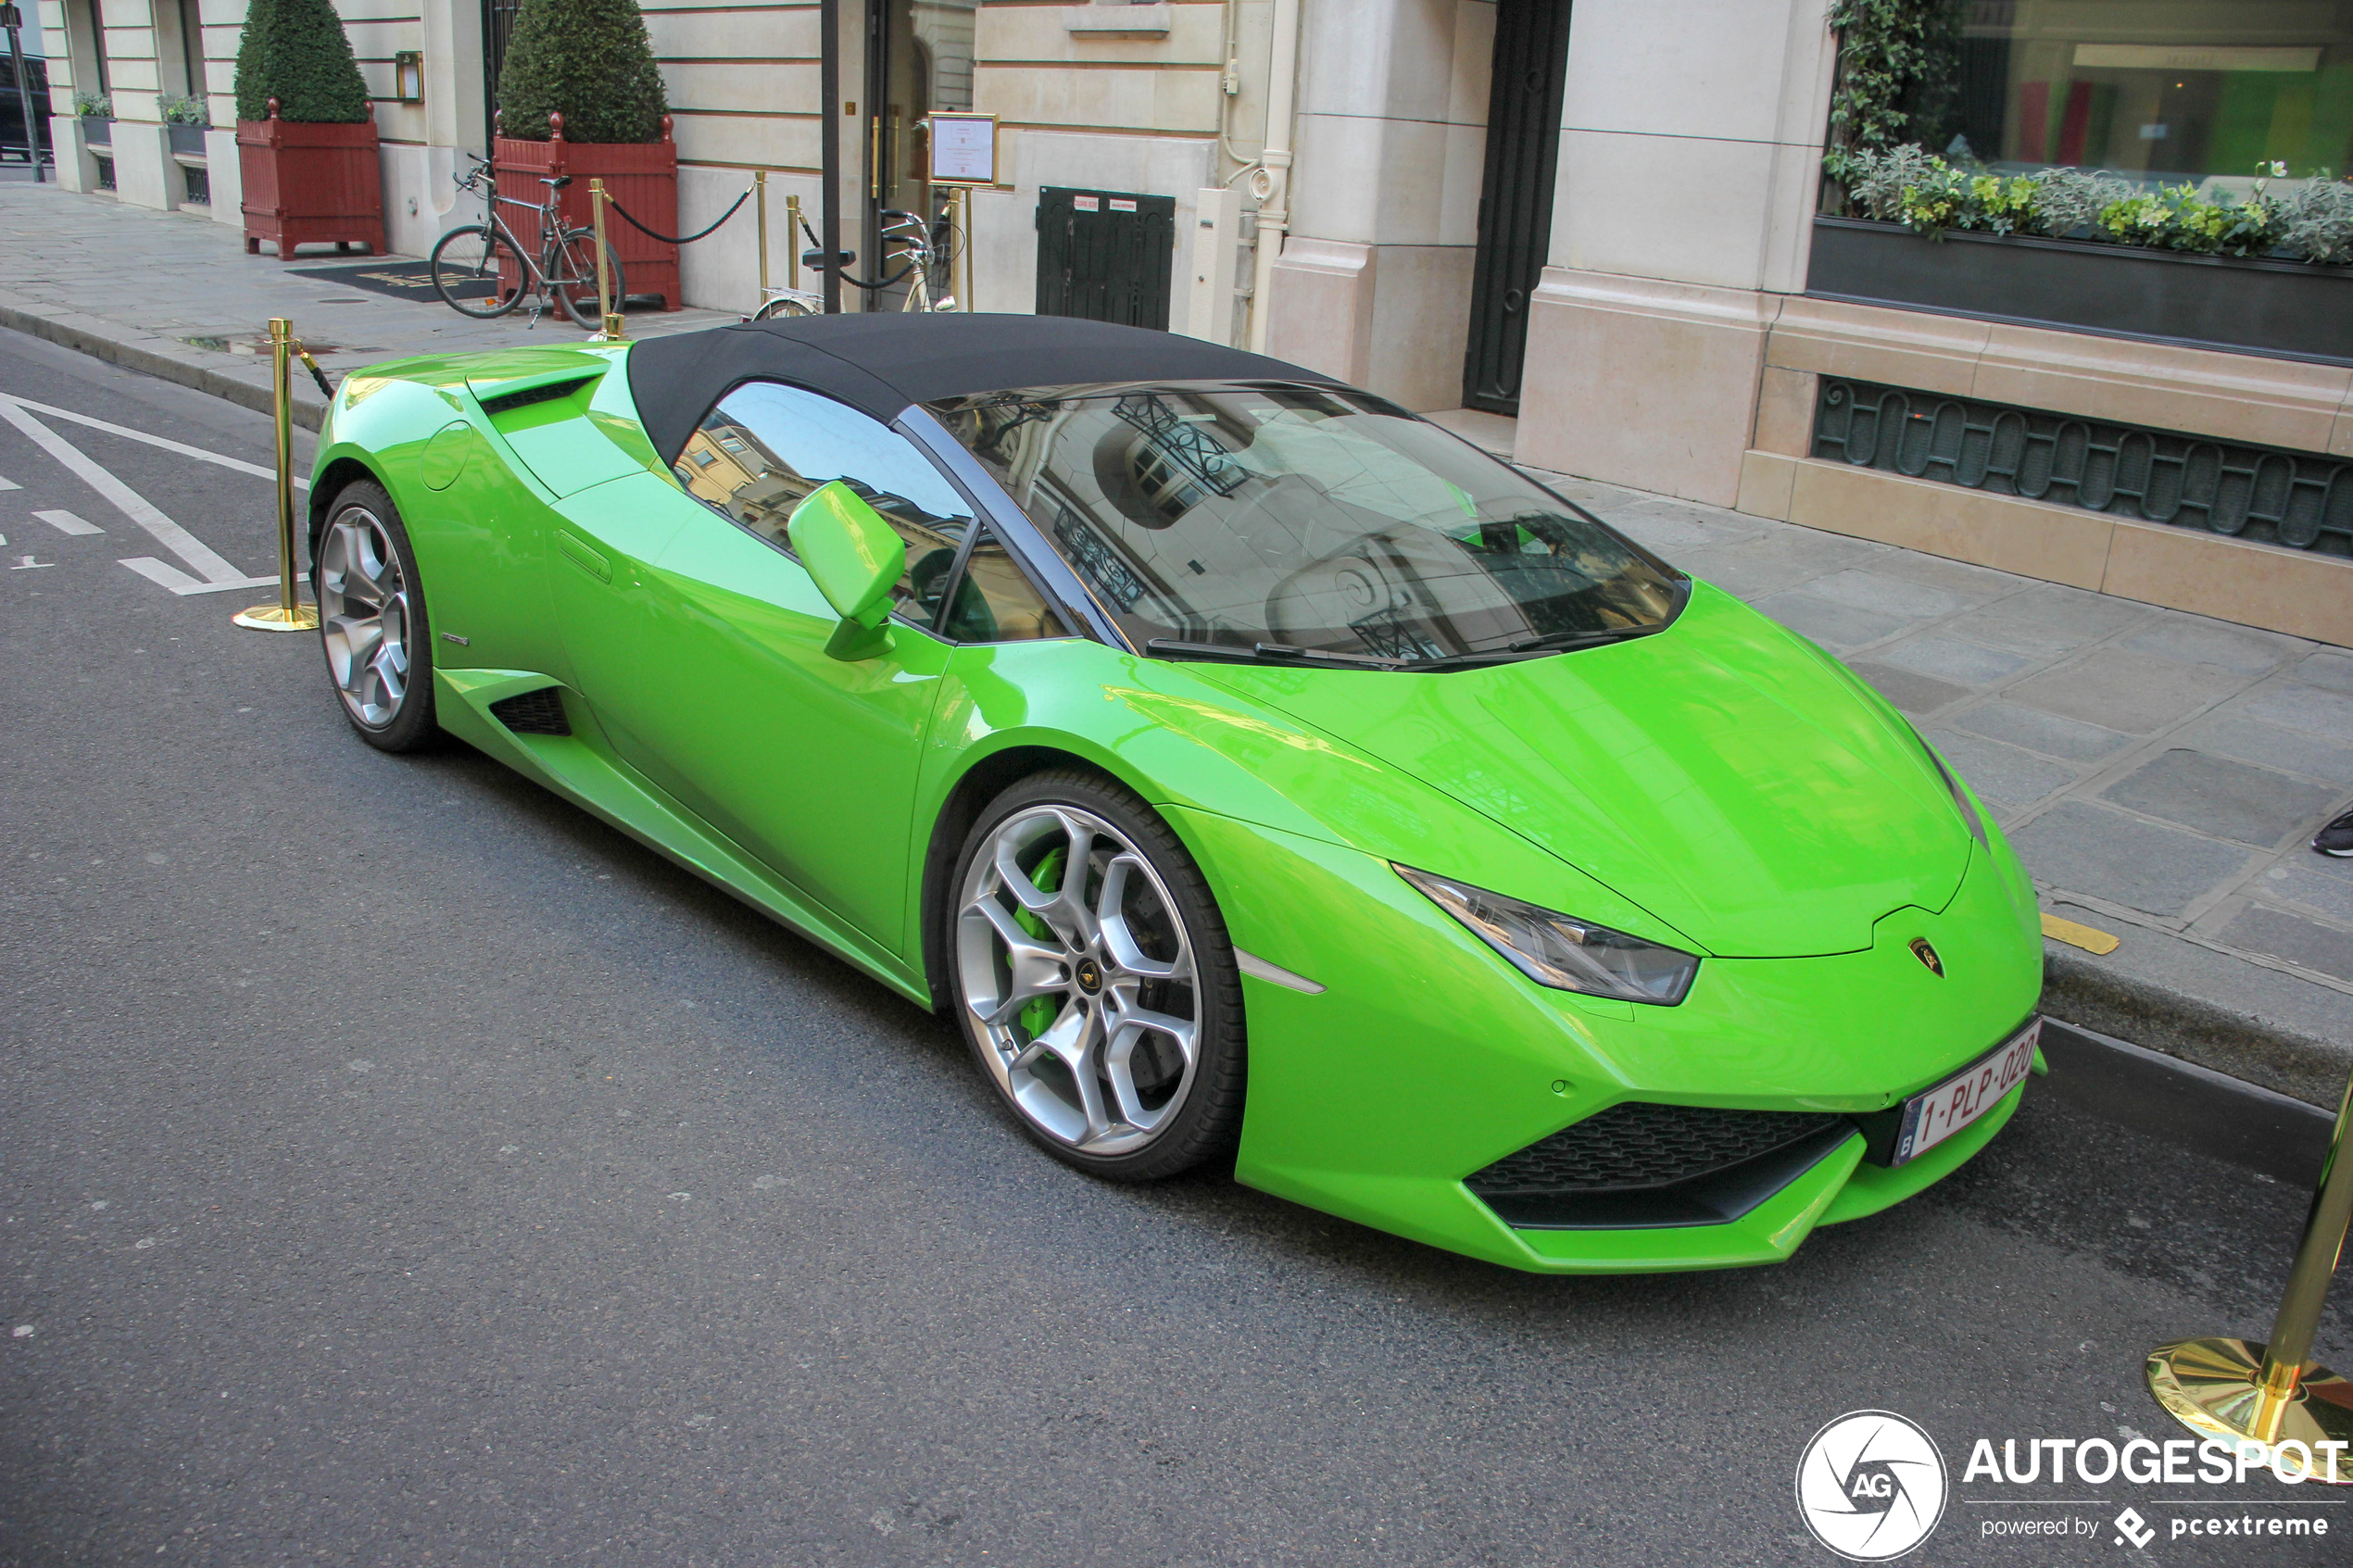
{"left": 1845, "top": 2, "right": 2353, "bottom": 186}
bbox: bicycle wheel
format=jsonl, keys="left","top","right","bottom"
{"left": 547, "top": 228, "right": 627, "bottom": 330}
{"left": 751, "top": 295, "right": 820, "bottom": 320}
{"left": 428, "top": 225, "right": 524, "bottom": 319}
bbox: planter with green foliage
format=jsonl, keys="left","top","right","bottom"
{"left": 232, "top": 0, "right": 384, "bottom": 256}
{"left": 492, "top": 0, "right": 680, "bottom": 310}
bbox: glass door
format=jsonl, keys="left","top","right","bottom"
{"left": 865, "top": 0, "right": 977, "bottom": 309}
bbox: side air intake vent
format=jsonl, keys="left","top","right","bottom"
{"left": 478, "top": 375, "right": 599, "bottom": 419}
{"left": 1465, "top": 1102, "right": 1853, "bottom": 1230}
{"left": 488, "top": 686, "right": 571, "bottom": 736}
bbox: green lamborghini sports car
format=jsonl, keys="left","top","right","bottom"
{"left": 306, "top": 313, "right": 2044, "bottom": 1273}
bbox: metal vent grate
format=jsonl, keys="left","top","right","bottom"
{"left": 1812, "top": 377, "right": 2353, "bottom": 558}
{"left": 1465, "top": 1102, "right": 1852, "bottom": 1230}
{"left": 488, "top": 686, "right": 570, "bottom": 735}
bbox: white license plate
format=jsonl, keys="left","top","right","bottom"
{"left": 1892, "top": 1019, "right": 2040, "bottom": 1165}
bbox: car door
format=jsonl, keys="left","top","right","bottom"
{"left": 553, "top": 381, "right": 974, "bottom": 957}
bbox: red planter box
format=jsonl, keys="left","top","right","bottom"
{"left": 237, "top": 104, "right": 385, "bottom": 257}
{"left": 493, "top": 114, "right": 681, "bottom": 311}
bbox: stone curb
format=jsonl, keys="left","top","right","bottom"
{"left": 0, "top": 303, "right": 329, "bottom": 432}
{"left": 2043, "top": 947, "right": 2347, "bottom": 1112}
{"left": 2039, "top": 1017, "right": 2336, "bottom": 1185}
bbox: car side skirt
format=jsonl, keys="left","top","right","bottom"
{"left": 435, "top": 668, "right": 933, "bottom": 1007}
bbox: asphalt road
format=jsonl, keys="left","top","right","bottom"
{"left": 2, "top": 332, "right": 2347, "bottom": 1567}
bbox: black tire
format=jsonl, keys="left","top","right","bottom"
{"left": 314, "top": 481, "right": 438, "bottom": 754}
{"left": 949, "top": 768, "right": 1246, "bottom": 1182}
{"left": 429, "top": 224, "right": 524, "bottom": 319}
{"left": 549, "top": 229, "right": 626, "bottom": 329}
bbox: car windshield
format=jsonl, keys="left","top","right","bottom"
{"left": 925, "top": 383, "right": 1684, "bottom": 666}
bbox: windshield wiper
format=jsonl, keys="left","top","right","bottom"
{"left": 1405, "top": 626, "right": 1657, "bottom": 671}
{"left": 1142, "top": 638, "right": 1403, "bottom": 669}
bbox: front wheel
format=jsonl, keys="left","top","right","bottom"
{"left": 950, "top": 770, "right": 1246, "bottom": 1181}
{"left": 751, "top": 294, "right": 820, "bottom": 320}
{"left": 428, "top": 225, "right": 523, "bottom": 319}
{"left": 549, "top": 228, "right": 626, "bottom": 328}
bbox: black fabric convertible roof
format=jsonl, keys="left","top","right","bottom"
{"left": 624, "top": 312, "right": 1339, "bottom": 466}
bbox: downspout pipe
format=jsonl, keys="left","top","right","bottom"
{"left": 1245, "top": 0, "right": 1302, "bottom": 354}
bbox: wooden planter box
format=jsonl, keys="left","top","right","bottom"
{"left": 493, "top": 113, "right": 681, "bottom": 311}
{"left": 1806, "top": 215, "right": 2353, "bottom": 366}
{"left": 237, "top": 104, "right": 385, "bottom": 257}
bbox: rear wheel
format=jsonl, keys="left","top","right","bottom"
{"left": 428, "top": 224, "right": 523, "bottom": 319}
{"left": 316, "top": 482, "right": 437, "bottom": 753}
{"left": 549, "top": 228, "right": 626, "bottom": 328}
{"left": 950, "top": 771, "right": 1245, "bottom": 1181}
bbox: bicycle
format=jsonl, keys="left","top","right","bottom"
{"left": 429, "top": 156, "right": 626, "bottom": 329}
{"left": 752, "top": 207, "right": 957, "bottom": 320}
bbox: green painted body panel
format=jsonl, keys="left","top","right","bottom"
{"left": 310, "top": 341, "right": 2050, "bottom": 1275}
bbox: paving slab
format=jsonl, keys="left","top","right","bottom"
{"left": 2118, "top": 614, "right": 2303, "bottom": 676}
{"left": 1924, "top": 726, "right": 2081, "bottom": 811}
{"left": 2097, "top": 748, "right": 2342, "bottom": 847}
{"left": 2007, "top": 800, "right": 2256, "bottom": 918}
{"left": 1874, "top": 633, "right": 2038, "bottom": 688}
{"left": 2182, "top": 711, "right": 2353, "bottom": 784}
{"left": 2294, "top": 648, "right": 2353, "bottom": 695}
{"left": 1804, "top": 566, "right": 1967, "bottom": 621}
{"left": 2221, "top": 906, "right": 2353, "bottom": 986}
{"left": 2254, "top": 858, "right": 2353, "bottom": 925}
{"left": 1847, "top": 659, "right": 1971, "bottom": 717}
{"left": 2233, "top": 683, "right": 2353, "bottom": 740}
{"left": 2006, "top": 646, "right": 2245, "bottom": 734}
{"left": 1950, "top": 699, "right": 2136, "bottom": 762}
{"left": 1749, "top": 589, "right": 1913, "bottom": 652}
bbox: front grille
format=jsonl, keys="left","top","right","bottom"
{"left": 488, "top": 686, "right": 570, "bottom": 735}
{"left": 1466, "top": 1102, "right": 1853, "bottom": 1230}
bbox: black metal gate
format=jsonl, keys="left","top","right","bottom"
{"left": 1036, "top": 188, "right": 1176, "bottom": 332}
{"left": 1462, "top": 0, "right": 1572, "bottom": 414}
{"left": 483, "top": 0, "right": 524, "bottom": 144}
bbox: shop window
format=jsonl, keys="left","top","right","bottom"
{"left": 1857, "top": 1, "right": 2353, "bottom": 186}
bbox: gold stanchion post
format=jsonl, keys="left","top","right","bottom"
{"left": 590, "top": 178, "right": 624, "bottom": 341}
{"left": 2147, "top": 1068, "right": 2353, "bottom": 1480}
{"left": 956, "top": 186, "right": 974, "bottom": 312}
{"left": 756, "top": 170, "right": 770, "bottom": 299}
{"left": 233, "top": 319, "right": 319, "bottom": 633}
{"left": 787, "top": 194, "right": 802, "bottom": 292}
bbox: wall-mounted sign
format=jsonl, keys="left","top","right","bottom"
{"left": 394, "top": 52, "right": 424, "bottom": 104}
{"left": 925, "top": 112, "right": 998, "bottom": 186}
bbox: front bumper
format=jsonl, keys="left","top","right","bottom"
{"left": 1169, "top": 806, "right": 2044, "bottom": 1274}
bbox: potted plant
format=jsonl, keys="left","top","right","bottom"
{"left": 232, "top": 0, "right": 385, "bottom": 256}
{"left": 73, "top": 91, "right": 110, "bottom": 148}
{"left": 494, "top": 0, "right": 680, "bottom": 310}
{"left": 159, "top": 94, "right": 208, "bottom": 157}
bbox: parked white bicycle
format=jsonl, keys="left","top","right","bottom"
{"left": 753, "top": 207, "right": 957, "bottom": 319}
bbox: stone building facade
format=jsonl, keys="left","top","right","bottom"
{"left": 30, "top": 0, "right": 2353, "bottom": 643}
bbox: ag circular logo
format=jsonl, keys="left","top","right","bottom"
{"left": 1795, "top": 1410, "right": 1948, "bottom": 1561}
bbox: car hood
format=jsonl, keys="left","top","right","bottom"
{"left": 1188, "top": 584, "right": 1969, "bottom": 958}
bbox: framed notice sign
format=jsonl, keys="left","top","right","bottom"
{"left": 926, "top": 112, "right": 999, "bottom": 186}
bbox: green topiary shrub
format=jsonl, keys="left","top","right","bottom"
{"left": 497, "top": 0, "right": 668, "bottom": 144}
{"left": 233, "top": 0, "right": 371, "bottom": 124}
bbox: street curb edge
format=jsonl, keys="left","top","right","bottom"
{"left": 0, "top": 304, "right": 329, "bottom": 432}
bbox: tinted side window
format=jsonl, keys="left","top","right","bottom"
{"left": 676, "top": 381, "right": 973, "bottom": 626}
{"left": 941, "top": 527, "right": 1071, "bottom": 644}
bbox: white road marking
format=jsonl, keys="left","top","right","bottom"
{"left": 119, "top": 558, "right": 282, "bottom": 596}
{"left": 11, "top": 554, "right": 52, "bottom": 570}
{"left": 32, "top": 508, "right": 102, "bottom": 535}
{"left": 0, "top": 473, "right": 18, "bottom": 490}
{"left": 0, "top": 401, "right": 253, "bottom": 585}
{"left": 0, "top": 395, "right": 308, "bottom": 490}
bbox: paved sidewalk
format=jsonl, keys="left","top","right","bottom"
{"left": 4, "top": 175, "right": 2347, "bottom": 1103}
{"left": 0, "top": 176, "right": 731, "bottom": 426}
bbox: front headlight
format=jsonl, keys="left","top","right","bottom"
{"left": 1395, "top": 866, "right": 1699, "bottom": 1005}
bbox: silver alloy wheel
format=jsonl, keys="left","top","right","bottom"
{"left": 319, "top": 506, "right": 412, "bottom": 729}
{"left": 958, "top": 805, "right": 1202, "bottom": 1156}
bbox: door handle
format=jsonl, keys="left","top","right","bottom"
{"left": 553, "top": 527, "right": 611, "bottom": 583}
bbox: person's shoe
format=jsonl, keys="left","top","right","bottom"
{"left": 2317, "top": 809, "right": 2353, "bottom": 858}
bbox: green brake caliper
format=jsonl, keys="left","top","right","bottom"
{"left": 1015, "top": 845, "right": 1067, "bottom": 1042}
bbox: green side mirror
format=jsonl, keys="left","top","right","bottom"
{"left": 786, "top": 480, "right": 906, "bottom": 659}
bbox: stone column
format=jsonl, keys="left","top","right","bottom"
{"left": 1263, "top": 0, "right": 1491, "bottom": 411}
{"left": 1514, "top": 0, "right": 1836, "bottom": 503}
